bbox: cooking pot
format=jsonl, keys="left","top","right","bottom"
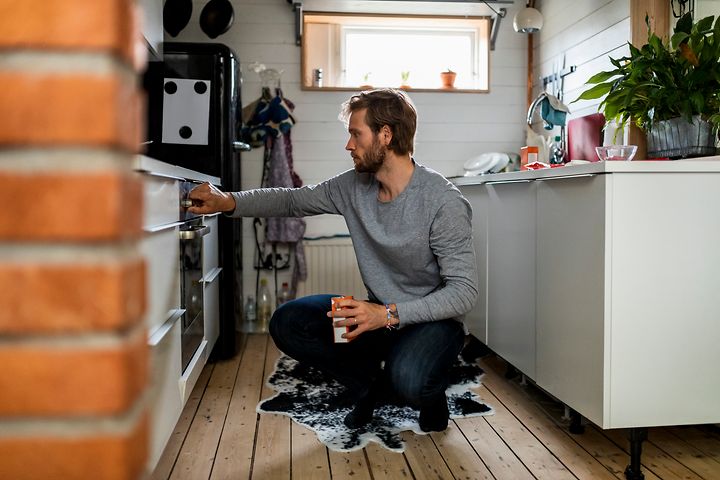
{"left": 200, "top": 0, "right": 234, "bottom": 39}
{"left": 163, "top": 0, "right": 193, "bottom": 37}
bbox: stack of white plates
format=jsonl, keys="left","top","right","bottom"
{"left": 463, "top": 152, "right": 510, "bottom": 176}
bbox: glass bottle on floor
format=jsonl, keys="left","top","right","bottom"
{"left": 243, "top": 295, "right": 256, "bottom": 332}
{"left": 257, "top": 278, "right": 273, "bottom": 332}
{"left": 277, "top": 282, "right": 292, "bottom": 306}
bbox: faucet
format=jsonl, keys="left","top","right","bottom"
{"left": 526, "top": 92, "right": 548, "bottom": 126}
{"left": 526, "top": 91, "right": 566, "bottom": 163}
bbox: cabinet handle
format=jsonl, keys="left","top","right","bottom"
{"left": 144, "top": 221, "right": 184, "bottom": 234}
{"left": 537, "top": 173, "right": 596, "bottom": 181}
{"left": 201, "top": 267, "right": 223, "bottom": 284}
{"left": 148, "top": 309, "right": 186, "bottom": 346}
{"left": 233, "top": 141, "right": 252, "bottom": 152}
{"left": 179, "top": 225, "right": 211, "bottom": 240}
{"left": 485, "top": 179, "right": 534, "bottom": 185}
{"left": 137, "top": 169, "right": 187, "bottom": 182}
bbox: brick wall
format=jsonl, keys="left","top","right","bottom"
{"left": 0, "top": 1, "right": 148, "bottom": 479}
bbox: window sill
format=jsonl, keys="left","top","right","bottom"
{"left": 300, "top": 86, "right": 490, "bottom": 94}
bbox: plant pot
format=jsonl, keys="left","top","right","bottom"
{"left": 441, "top": 71, "right": 456, "bottom": 88}
{"left": 647, "top": 115, "right": 719, "bottom": 159}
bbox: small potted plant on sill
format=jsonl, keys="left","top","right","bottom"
{"left": 441, "top": 68, "right": 457, "bottom": 89}
{"left": 400, "top": 70, "right": 411, "bottom": 90}
{"left": 574, "top": 13, "right": 720, "bottom": 159}
{"left": 359, "top": 72, "right": 373, "bottom": 90}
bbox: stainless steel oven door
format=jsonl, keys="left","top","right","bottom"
{"left": 179, "top": 218, "right": 210, "bottom": 372}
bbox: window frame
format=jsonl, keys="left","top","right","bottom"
{"left": 301, "top": 12, "right": 491, "bottom": 93}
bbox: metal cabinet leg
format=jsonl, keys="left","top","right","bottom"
{"left": 504, "top": 364, "right": 519, "bottom": 379}
{"left": 624, "top": 427, "right": 648, "bottom": 480}
{"left": 569, "top": 408, "right": 585, "bottom": 434}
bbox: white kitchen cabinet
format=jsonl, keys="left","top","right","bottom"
{"left": 459, "top": 184, "right": 488, "bottom": 343}
{"left": 202, "top": 213, "right": 221, "bottom": 352}
{"left": 535, "top": 173, "right": 606, "bottom": 424}
{"left": 537, "top": 171, "right": 720, "bottom": 428}
{"left": 147, "top": 316, "right": 183, "bottom": 470}
{"left": 140, "top": 227, "right": 181, "bottom": 334}
{"left": 134, "top": 155, "right": 222, "bottom": 473}
{"left": 202, "top": 215, "right": 220, "bottom": 277}
{"left": 486, "top": 179, "right": 537, "bottom": 378}
{"left": 456, "top": 159, "right": 720, "bottom": 431}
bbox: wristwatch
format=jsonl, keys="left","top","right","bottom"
{"left": 384, "top": 303, "right": 399, "bottom": 330}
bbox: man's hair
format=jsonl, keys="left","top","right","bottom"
{"left": 339, "top": 88, "right": 417, "bottom": 156}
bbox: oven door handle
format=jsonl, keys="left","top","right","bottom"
{"left": 179, "top": 225, "right": 211, "bottom": 240}
{"left": 148, "top": 309, "right": 186, "bottom": 346}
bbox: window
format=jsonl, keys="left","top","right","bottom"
{"left": 302, "top": 13, "right": 491, "bottom": 92}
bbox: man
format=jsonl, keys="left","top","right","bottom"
{"left": 188, "top": 88, "right": 478, "bottom": 432}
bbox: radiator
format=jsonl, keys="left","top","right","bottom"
{"left": 297, "top": 237, "right": 366, "bottom": 299}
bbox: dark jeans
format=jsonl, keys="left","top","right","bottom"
{"left": 269, "top": 294, "right": 465, "bottom": 408}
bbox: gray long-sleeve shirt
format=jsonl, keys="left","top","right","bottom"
{"left": 229, "top": 163, "right": 478, "bottom": 328}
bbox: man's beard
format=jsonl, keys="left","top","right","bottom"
{"left": 354, "top": 137, "right": 387, "bottom": 173}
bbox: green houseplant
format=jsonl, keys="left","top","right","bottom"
{"left": 575, "top": 12, "right": 720, "bottom": 158}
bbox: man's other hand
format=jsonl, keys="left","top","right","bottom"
{"left": 327, "top": 299, "right": 387, "bottom": 340}
{"left": 187, "top": 182, "right": 236, "bottom": 215}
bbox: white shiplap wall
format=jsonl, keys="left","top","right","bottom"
{"left": 533, "top": 0, "right": 630, "bottom": 128}
{"left": 169, "top": 0, "right": 528, "bottom": 300}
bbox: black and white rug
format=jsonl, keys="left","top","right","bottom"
{"left": 257, "top": 355, "right": 493, "bottom": 452}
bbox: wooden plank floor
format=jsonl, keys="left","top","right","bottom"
{"left": 152, "top": 334, "right": 720, "bottom": 480}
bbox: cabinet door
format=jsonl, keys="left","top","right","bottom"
{"left": 148, "top": 318, "right": 183, "bottom": 471}
{"left": 458, "top": 184, "right": 488, "bottom": 343}
{"left": 202, "top": 215, "right": 219, "bottom": 274}
{"left": 140, "top": 227, "right": 181, "bottom": 334}
{"left": 535, "top": 174, "right": 606, "bottom": 426}
{"left": 203, "top": 269, "right": 221, "bottom": 352}
{"left": 608, "top": 173, "right": 720, "bottom": 427}
{"left": 486, "top": 180, "right": 537, "bottom": 378}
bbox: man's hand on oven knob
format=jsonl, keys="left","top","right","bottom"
{"left": 187, "top": 183, "right": 236, "bottom": 214}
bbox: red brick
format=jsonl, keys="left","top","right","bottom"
{"left": 0, "top": 412, "right": 148, "bottom": 480}
{"left": 0, "top": 331, "right": 148, "bottom": 416}
{"left": 0, "top": 258, "right": 146, "bottom": 334}
{"left": 0, "top": 72, "right": 141, "bottom": 150}
{"left": 0, "top": 171, "right": 142, "bottom": 241}
{"left": 0, "top": 0, "right": 137, "bottom": 65}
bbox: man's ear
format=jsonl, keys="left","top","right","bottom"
{"left": 380, "top": 125, "right": 393, "bottom": 145}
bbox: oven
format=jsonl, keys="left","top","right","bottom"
{"left": 179, "top": 182, "right": 209, "bottom": 372}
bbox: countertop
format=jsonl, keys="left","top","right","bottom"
{"left": 133, "top": 155, "right": 221, "bottom": 186}
{"left": 451, "top": 155, "right": 720, "bottom": 186}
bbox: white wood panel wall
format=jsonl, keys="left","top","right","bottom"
{"left": 171, "top": 0, "right": 528, "bottom": 302}
{"left": 532, "top": 0, "right": 630, "bottom": 133}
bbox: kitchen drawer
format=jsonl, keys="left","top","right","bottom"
{"left": 139, "top": 171, "right": 180, "bottom": 228}
{"left": 202, "top": 215, "right": 219, "bottom": 274}
{"left": 147, "top": 317, "right": 183, "bottom": 471}
{"left": 140, "top": 227, "right": 181, "bottom": 334}
{"left": 179, "top": 338, "right": 208, "bottom": 404}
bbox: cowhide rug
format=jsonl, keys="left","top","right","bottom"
{"left": 257, "top": 355, "right": 493, "bottom": 452}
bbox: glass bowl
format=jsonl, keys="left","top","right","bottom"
{"left": 595, "top": 145, "right": 638, "bottom": 161}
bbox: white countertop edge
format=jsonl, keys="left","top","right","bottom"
{"left": 133, "top": 155, "right": 222, "bottom": 186}
{"left": 450, "top": 155, "right": 720, "bottom": 186}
